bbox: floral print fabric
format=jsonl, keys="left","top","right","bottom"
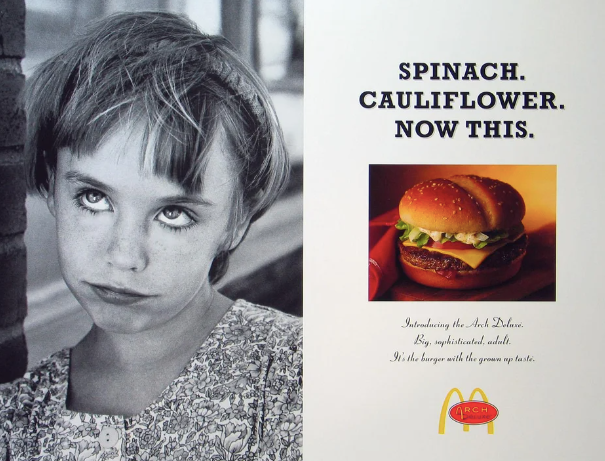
{"left": 0, "top": 300, "right": 302, "bottom": 460}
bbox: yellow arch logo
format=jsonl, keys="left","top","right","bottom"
{"left": 439, "top": 388, "right": 495, "bottom": 434}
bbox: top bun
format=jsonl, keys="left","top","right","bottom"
{"left": 398, "top": 175, "right": 525, "bottom": 233}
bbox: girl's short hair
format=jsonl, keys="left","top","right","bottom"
{"left": 25, "top": 12, "right": 290, "bottom": 282}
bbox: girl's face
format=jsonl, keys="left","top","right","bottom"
{"left": 48, "top": 122, "right": 242, "bottom": 335}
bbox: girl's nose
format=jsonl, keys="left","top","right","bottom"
{"left": 105, "top": 218, "right": 149, "bottom": 272}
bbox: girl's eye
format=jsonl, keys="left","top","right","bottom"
{"left": 78, "top": 190, "right": 112, "bottom": 212}
{"left": 156, "top": 206, "right": 195, "bottom": 229}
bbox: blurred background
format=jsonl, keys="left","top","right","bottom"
{"left": 24, "top": 0, "right": 303, "bottom": 366}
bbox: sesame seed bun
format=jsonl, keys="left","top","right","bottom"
{"left": 398, "top": 175, "right": 525, "bottom": 233}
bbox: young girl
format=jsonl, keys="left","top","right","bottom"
{"left": 0, "top": 12, "right": 301, "bottom": 461}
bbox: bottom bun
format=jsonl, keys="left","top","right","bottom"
{"left": 398, "top": 253, "right": 525, "bottom": 290}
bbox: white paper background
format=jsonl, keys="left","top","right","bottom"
{"left": 304, "top": 1, "right": 605, "bottom": 459}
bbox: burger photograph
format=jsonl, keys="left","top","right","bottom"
{"left": 369, "top": 165, "right": 556, "bottom": 302}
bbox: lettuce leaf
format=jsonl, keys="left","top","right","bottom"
{"left": 440, "top": 234, "right": 458, "bottom": 243}
{"left": 395, "top": 220, "right": 430, "bottom": 248}
{"left": 415, "top": 233, "right": 430, "bottom": 247}
{"left": 472, "top": 223, "right": 525, "bottom": 249}
{"left": 473, "top": 229, "right": 509, "bottom": 249}
{"left": 396, "top": 219, "right": 524, "bottom": 250}
{"left": 395, "top": 219, "right": 413, "bottom": 240}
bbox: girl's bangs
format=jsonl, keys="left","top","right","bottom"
{"left": 56, "top": 99, "right": 222, "bottom": 195}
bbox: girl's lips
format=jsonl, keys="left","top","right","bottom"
{"left": 87, "top": 283, "right": 154, "bottom": 306}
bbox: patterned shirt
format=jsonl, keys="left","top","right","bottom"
{"left": 0, "top": 300, "right": 302, "bottom": 460}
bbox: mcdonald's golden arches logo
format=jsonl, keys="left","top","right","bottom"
{"left": 439, "top": 388, "right": 498, "bottom": 434}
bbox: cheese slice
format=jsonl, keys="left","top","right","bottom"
{"left": 402, "top": 239, "right": 511, "bottom": 269}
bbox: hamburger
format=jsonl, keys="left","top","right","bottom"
{"left": 396, "top": 175, "right": 527, "bottom": 289}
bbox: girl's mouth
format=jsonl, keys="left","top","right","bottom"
{"left": 87, "top": 283, "right": 153, "bottom": 306}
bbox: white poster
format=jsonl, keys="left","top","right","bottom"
{"left": 305, "top": 1, "right": 604, "bottom": 459}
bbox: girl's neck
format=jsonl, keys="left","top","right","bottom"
{"left": 66, "top": 292, "right": 234, "bottom": 415}
{"left": 78, "top": 291, "right": 233, "bottom": 368}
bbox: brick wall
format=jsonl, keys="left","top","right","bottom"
{"left": 0, "top": 0, "right": 27, "bottom": 383}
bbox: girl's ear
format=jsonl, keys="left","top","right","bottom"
{"left": 46, "top": 172, "right": 57, "bottom": 217}
{"left": 228, "top": 217, "right": 251, "bottom": 251}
